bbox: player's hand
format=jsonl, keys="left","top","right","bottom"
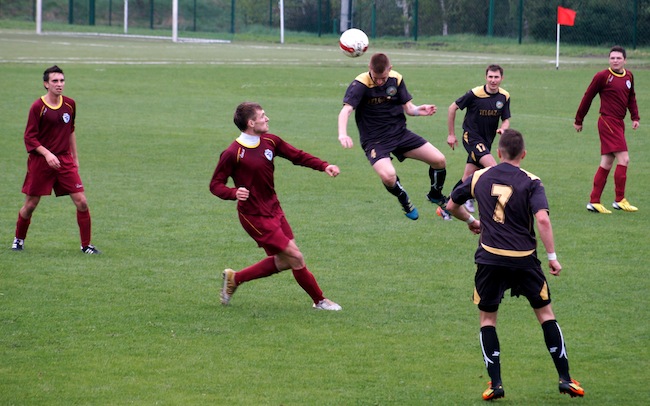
{"left": 338, "top": 134, "right": 354, "bottom": 149}
{"left": 468, "top": 220, "right": 480, "bottom": 234}
{"left": 632, "top": 120, "right": 640, "bottom": 130}
{"left": 419, "top": 104, "right": 437, "bottom": 116}
{"left": 235, "top": 187, "right": 249, "bottom": 201}
{"left": 447, "top": 134, "right": 458, "bottom": 150}
{"left": 325, "top": 165, "right": 340, "bottom": 177}
{"left": 45, "top": 152, "right": 61, "bottom": 169}
{"left": 549, "top": 259, "right": 562, "bottom": 276}
{"left": 573, "top": 123, "right": 583, "bottom": 132}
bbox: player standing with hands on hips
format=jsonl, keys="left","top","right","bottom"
{"left": 574, "top": 46, "right": 640, "bottom": 214}
{"left": 210, "top": 102, "right": 342, "bottom": 311}
{"left": 338, "top": 52, "right": 449, "bottom": 220}
{"left": 447, "top": 64, "right": 510, "bottom": 215}
{"left": 446, "top": 129, "right": 584, "bottom": 400}
{"left": 11, "top": 65, "right": 100, "bottom": 254}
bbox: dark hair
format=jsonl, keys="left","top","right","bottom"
{"left": 233, "top": 102, "right": 262, "bottom": 132}
{"left": 486, "top": 64, "right": 503, "bottom": 76}
{"left": 43, "top": 65, "right": 63, "bottom": 82}
{"left": 610, "top": 45, "right": 626, "bottom": 59}
{"left": 498, "top": 129, "right": 525, "bottom": 160}
{"left": 369, "top": 53, "right": 390, "bottom": 73}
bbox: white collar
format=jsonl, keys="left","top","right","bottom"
{"left": 236, "top": 132, "right": 260, "bottom": 148}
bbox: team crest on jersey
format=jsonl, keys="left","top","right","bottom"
{"left": 626, "top": 80, "right": 632, "bottom": 89}
{"left": 386, "top": 86, "right": 397, "bottom": 97}
{"left": 62, "top": 113, "right": 71, "bottom": 123}
{"left": 264, "top": 149, "right": 273, "bottom": 161}
{"left": 496, "top": 101, "right": 504, "bottom": 109}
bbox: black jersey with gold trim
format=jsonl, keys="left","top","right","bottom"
{"left": 343, "top": 70, "right": 412, "bottom": 145}
{"left": 455, "top": 85, "right": 511, "bottom": 146}
{"left": 451, "top": 162, "right": 548, "bottom": 268}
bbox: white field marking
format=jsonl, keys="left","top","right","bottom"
{"left": 0, "top": 30, "right": 591, "bottom": 67}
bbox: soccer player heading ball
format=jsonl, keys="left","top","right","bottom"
{"left": 337, "top": 53, "right": 449, "bottom": 220}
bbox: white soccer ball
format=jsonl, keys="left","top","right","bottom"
{"left": 339, "top": 28, "right": 369, "bottom": 58}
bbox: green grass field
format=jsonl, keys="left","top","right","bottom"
{"left": 1, "top": 29, "right": 648, "bottom": 405}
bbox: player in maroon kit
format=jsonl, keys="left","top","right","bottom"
{"left": 210, "top": 102, "right": 342, "bottom": 311}
{"left": 574, "top": 46, "right": 640, "bottom": 214}
{"left": 11, "top": 65, "right": 100, "bottom": 254}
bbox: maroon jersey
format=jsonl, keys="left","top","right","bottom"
{"left": 575, "top": 68, "right": 639, "bottom": 125}
{"left": 210, "top": 133, "right": 329, "bottom": 216}
{"left": 24, "top": 95, "right": 76, "bottom": 155}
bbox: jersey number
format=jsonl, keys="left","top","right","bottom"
{"left": 491, "top": 184, "right": 513, "bottom": 224}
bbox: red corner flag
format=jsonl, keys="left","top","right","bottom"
{"left": 557, "top": 6, "right": 576, "bottom": 26}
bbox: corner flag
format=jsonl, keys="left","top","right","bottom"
{"left": 557, "top": 6, "right": 576, "bottom": 26}
{"left": 556, "top": 6, "right": 577, "bottom": 69}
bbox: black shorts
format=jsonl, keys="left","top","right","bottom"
{"left": 473, "top": 263, "right": 552, "bottom": 312}
{"left": 462, "top": 132, "right": 493, "bottom": 166}
{"left": 362, "top": 129, "right": 427, "bottom": 166}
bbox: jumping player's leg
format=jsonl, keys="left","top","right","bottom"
{"left": 404, "top": 142, "right": 447, "bottom": 199}
{"left": 373, "top": 158, "right": 418, "bottom": 220}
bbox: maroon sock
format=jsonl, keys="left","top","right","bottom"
{"left": 76, "top": 209, "right": 92, "bottom": 247}
{"left": 589, "top": 166, "right": 610, "bottom": 203}
{"left": 614, "top": 165, "right": 627, "bottom": 202}
{"left": 292, "top": 266, "right": 324, "bottom": 303}
{"left": 235, "top": 256, "right": 279, "bottom": 285}
{"left": 15, "top": 213, "right": 31, "bottom": 240}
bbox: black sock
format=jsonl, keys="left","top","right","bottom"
{"left": 428, "top": 167, "right": 447, "bottom": 198}
{"left": 542, "top": 319, "right": 571, "bottom": 381}
{"left": 480, "top": 326, "right": 502, "bottom": 386}
{"left": 384, "top": 177, "right": 410, "bottom": 206}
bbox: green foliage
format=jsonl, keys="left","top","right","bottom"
{"left": 0, "top": 28, "right": 649, "bottom": 404}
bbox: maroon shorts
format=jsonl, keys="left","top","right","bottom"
{"left": 598, "top": 115, "right": 628, "bottom": 154}
{"left": 22, "top": 154, "right": 84, "bottom": 197}
{"left": 238, "top": 211, "right": 294, "bottom": 256}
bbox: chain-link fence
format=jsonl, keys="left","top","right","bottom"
{"left": 1, "top": 0, "right": 648, "bottom": 47}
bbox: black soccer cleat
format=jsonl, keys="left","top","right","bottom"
{"left": 559, "top": 379, "right": 584, "bottom": 397}
{"left": 81, "top": 244, "right": 102, "bottom": 254}
{"left": 482, "top": 381, "right": 505, "bottom": 401}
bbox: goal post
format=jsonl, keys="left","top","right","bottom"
{"left": 33, "top": 0, "right": 229, "bottom": 43}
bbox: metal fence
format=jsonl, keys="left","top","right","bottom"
{"left": 1, "top": 0, "right": 648, "bottom": 47}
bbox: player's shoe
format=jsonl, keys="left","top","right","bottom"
{"left": 313, "top": 298, "right": 342, "bottom": 311}
{"left": 464, "top": 198, "right": 476, "bottom": 213}
{"left": 435, "top": 206, "right": 453, "bottom": 221}
{"left": 401, "top": 198, "right": 419, "bottom": 220}
{"left": 559, "top": 378, "right": 584, "bottom": 397}
{"left": 11, "top": 238, "right": 24, "bottom": 251}
{"left": 482, "top": 381, "right": 505, "bottom": 401}
{"left": 81, "top": 244, "right": 101, "bottom": 254}
{"left": 612, "top": 198, "right": 638, "bottom": 212}
{"left": 586, "top": 203, "right": 612, "bottom": 214}
{"left": 427, "top": 193, "right": 452, "bottom": 220}
{"left": 220, "top": 269, "right": 238, "bottom": 305}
